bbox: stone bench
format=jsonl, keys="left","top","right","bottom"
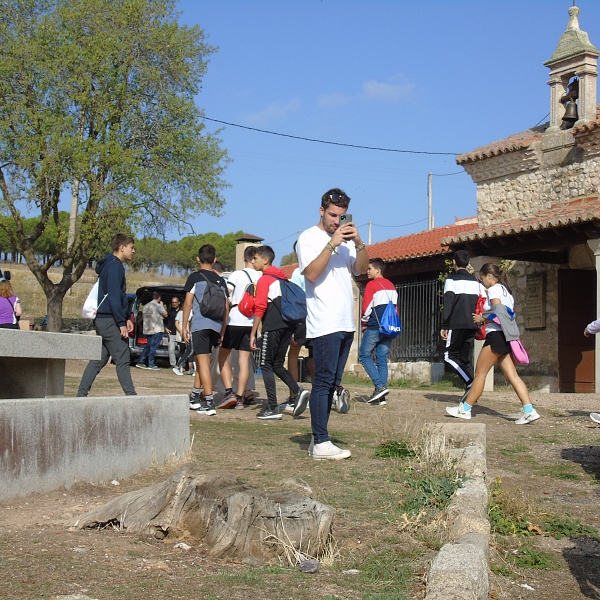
{"left": 0, "top": 329, "right": 101, "bottom": 399}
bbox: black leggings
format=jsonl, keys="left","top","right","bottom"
{"left": 259, "top": 327, "right": 300, "bottom": 410}
{"left": 176, "top": 341, "right": 194, "bottom": 369}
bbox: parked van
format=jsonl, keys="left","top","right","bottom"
{"left": 128, "top": 285, "right": 186, "bottom": 364}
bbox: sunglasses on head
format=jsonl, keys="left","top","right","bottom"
{"left": 329, "top": 193, "right": 348, "bottom": 203}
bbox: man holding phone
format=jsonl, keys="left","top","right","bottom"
{"left": 296, "top": 188, "right": 369, "bottom": 460}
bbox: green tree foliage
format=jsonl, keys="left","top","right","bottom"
{"left": 280, "top": 250, "right": 297, "bottom": 267}
{"left": 0, "top": 0, "right": 229, "bottom": 330}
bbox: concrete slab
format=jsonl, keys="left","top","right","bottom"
{"left": 0, "top": 329, "right": 101, "bottom": 398}
{"left": 0, "top": 329, "right": 101, "bottom": 359}
{"left": 0, "top": 394, "right": 189, "bottom": 500}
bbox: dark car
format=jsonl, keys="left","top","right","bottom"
{"left": 128, "top": 285, "right": 186, "bottom": 364}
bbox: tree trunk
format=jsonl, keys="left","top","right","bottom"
{"left": 76, "top": 464, "right": 335, "bottom": 563}
{"left": 45, "top": 287, "right": 66, "bottom": 332}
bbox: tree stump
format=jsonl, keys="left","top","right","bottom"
{"left": 76, "top": 464, "right": 335, "bottom": 562}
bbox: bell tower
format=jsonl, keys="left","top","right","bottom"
{"left": 544, "top": 5, "right": 599, "bottom": 133}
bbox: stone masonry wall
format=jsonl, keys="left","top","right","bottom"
{"left": 508, "top": 262, "right": 559, "bottom": 380}
{"left": 477, "top": 159, "right": 600, "bottom": 226}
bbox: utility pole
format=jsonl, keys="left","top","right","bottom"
{"left": 427, "top": 173, "right": 434, "bottom": 230}
{"left": 368, "top": 222, "right": 372, "bottom": 245}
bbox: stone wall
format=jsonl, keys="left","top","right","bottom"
{"left": 510, "top": 262, "right": 559, "bottom": 374}
{"left": 475, "top": 158, "right": 600, "bottom": 226}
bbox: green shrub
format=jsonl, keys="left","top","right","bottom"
{"left": 375, "top": 440, "right": 416, "bottom": 459}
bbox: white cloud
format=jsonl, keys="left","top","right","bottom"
{"left": 242, "top": 98, "right": 302, "bottom": 126}
{"left": 361, "top": 78, "right": 415, "bottom": 102}
{"left": 317, "top": 93, "right": 352, "bottom": 109}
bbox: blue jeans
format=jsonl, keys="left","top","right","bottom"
{"left": 359, "top": 329, "right": 392, "bottom": 389}
{"left": 310, "top": 331, "right": 354, "bottom": 444}
{"left": 139, "top": 332, "right": 162, "bottom": 367}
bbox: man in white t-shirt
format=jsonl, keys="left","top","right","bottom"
{"left": 296, "top": 188, "right": 369, "bottom": 460}
{"left": 217, "top": 246, "right": 262, "bottom": 409}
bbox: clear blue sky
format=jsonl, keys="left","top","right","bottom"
{"left": 176, "top": 1, "right": 600, "bottom": 262}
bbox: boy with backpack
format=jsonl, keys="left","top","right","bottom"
{"left": 217, "top": 245, "right": 261, "bottom": 410}
{"left": 181, "top": 244, "right": 229, "bottom": 416}
{"left": 249, "top": 245, "right": 310, "bottom": 420}
{"left": 359, "top": 258, "right": 399, "bottom": 404}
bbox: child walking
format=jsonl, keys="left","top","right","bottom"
{"left": 181, "top": 244, "right": 229, "bottom": 416}
{"left": 249, "top": 245, "right": 310, "bottom": 420}
{"left": 446, "top": 263, "right": 540, "bottom": 425}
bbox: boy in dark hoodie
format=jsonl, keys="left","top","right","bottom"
{"left": 249, "top": 246, "right": 310, "bottom": 420}
{"left": 77, "top": 233, "right": 136, "bottom": 396}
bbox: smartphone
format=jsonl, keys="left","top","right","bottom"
{"left": 339, "top": 213, "right": 353, "bottom": 226}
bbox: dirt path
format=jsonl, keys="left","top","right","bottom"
{"left": 1, "top": 361, "right": 599, "bottom": 599}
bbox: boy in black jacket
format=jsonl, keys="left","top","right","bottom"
{"left": 440, "top": 250, "right": 481, "bottom": 395}
{"left": 77, "top": 233, "right": 136, "bottom": 396}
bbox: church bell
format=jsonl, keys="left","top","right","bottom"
{"left": 562, "top": 100, "right": 579, "bottom": 125}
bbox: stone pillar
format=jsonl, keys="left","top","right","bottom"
{"left": 576, "top": 65, "right": 598, "bottom": 125}
{"left": 547, "top": 75, "right": 565, "bottom": 132}
{"left": 587, "top": 238, "right": 600, "bottom": 393}
{"left": 473, "top": 340, "right": 494, "bottom": 392}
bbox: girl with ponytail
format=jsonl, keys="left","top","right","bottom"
{"left": 446, "top": 263, "right": 540, "bottom": 425}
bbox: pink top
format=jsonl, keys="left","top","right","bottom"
{"left": 0, "top": 295, "right": 19, "bottom": 325}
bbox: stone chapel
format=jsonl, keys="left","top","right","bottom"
{"left": 444, "top": 5, "right": 600, "bottom": 392}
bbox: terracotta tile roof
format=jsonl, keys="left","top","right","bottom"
{"left": 456, "top": 125, "right": 548, "bottom": 164}
{"left": 280, "top": 264, "right": 297, "bottom": 278}
{"left": 441, "top": 197, "right": 600, "bottom": 246}
{"left": 366, "top": 220, "right": 479, "bottom": 262}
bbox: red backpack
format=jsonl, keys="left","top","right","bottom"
{"left": 236, "top": 271, "right": 256, "bottom": 318}
{"left": 474, "top": 293, "right": 486, "bottom": 340}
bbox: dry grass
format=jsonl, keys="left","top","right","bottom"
{"left": 6, "top": 262, "right": 185, "bottom": 320}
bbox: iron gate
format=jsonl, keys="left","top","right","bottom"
{"left": 389, "top": 278, "right": 445, "bottom": 361}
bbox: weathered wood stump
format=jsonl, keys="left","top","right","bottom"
{"left": 76, "top": 464, "right": 335, "bottom": 561}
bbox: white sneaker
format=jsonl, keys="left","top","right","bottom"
{"left": 446, "top": 402, "right": 472, "bottom": 420}
{"left": 172, "top": 367, "right": 183, "bottom": 376}
{"left": 312, "top": 440, "right": 351, "bottom": 460}
{"left": 590, "top": 413, "right": 600, "bottom": 424}
{"left": 515, "top": 408, "right": 540, "bottom": 425}
{"left": 333, "top": 387, "right": 350, "bottom": 413}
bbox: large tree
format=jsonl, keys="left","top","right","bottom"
{"left": 0, "top": 0, "right": 229, "bottom": 330}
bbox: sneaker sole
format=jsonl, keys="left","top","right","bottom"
{"left": 189, "top": 403, "right": 201, "bottom": 410}
{"left": 515, "top": 413, "right": 540, "bottom": 425}
{"left": 196, "top": 410, "right": 216, "bottom": 416}
{"left": 217, "top": 398, "right": 237, "bottom": 409}
{"left": 256, "top": 414, "right": 282, "bottom": 420}
{"left": 293, "top": 391, "right": 310, "bottom": 417}
{"left": 312, "top": 450, "right": 351, "bottom": 460}
{"left": 445, "top": 407, "right": 472, "bottom": 420}
{"left": 367, "top": 388, "right": 389, "bottom": 404}
{"left": 591, "top": 413, "right": 600, "bottom": 424}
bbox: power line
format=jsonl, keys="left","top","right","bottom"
{"left": 370, "top": 218, "right": 427, "bottom": 228}
{"left": 202, "top": 116, "right": 459, "bottom": 156}
{"left": 431, "top": 170, "right": 465, "bottom": 177}
{"left": 534, "top": 113, "right": 550, "bottom": 128}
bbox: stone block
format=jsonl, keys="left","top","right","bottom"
{"left": 429, "top": 423, "right": 486, "bottom": 454}
{"left": 446, "top": 479, "right": 490, "bottom": 539}
{"left": 425, "top": 541, "right": 489, "bottom": 600}
{"left": 0, "top": 394, "right": 190, "bottom": 500}
{"left": 0, "top": 329, "right": 101, "bottom": 359}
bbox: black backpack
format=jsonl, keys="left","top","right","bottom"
{"left": 195, "top": 272, "right": 227, "bottom": 321}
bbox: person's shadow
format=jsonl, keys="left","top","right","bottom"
{"left": 562, "top": 537, "right": 600, "bottom": 599}
{"left": 561, "top": 446, "right": 600, "bottom": 484}
{"left": 422, "top": 393, "right": 516, "bottom": 421}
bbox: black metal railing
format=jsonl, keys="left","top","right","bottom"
{"left": 390, "top": 278, "right": 445, "bottom": 361}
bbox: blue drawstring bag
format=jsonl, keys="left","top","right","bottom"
{"left": 376, "top": 299, "right": 402, "bottom": 338}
